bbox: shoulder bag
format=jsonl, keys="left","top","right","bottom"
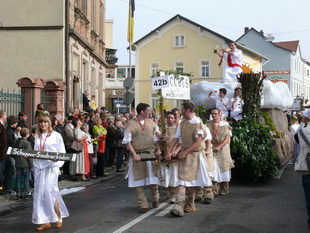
{"left": 298, "top": 129, "right": 310, "bottom": 170}
{"left": 71, "top": 140, "right": 83, "bottom": 152}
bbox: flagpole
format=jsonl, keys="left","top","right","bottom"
{"left": 129, "top": 0, "right": 132, "bottom": 78}
{"left": 128, "top": 0, "right": 132, "bottom": 113}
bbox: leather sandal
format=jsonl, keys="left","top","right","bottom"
{"left": 56, "top": 220, "right": 63, "bottom": 228}
{"left": 36, "top": 223, "right": 51, "bottom": 231}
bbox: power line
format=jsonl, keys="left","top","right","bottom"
{"left": 273, "top": 30, "right": 310, "bottom": 35}
{"left": 115, "top": 0, "right": 310, "bottom": 36}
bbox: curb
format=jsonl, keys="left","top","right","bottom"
{"left": 0, "top": 167, "right": 123, "bottom": 217}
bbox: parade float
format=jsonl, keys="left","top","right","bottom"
{"left": 191, "top": 71, "right": 294, "bottom": 182}
{"left": 153, "top": 64, "right": 294, "bottom": 182}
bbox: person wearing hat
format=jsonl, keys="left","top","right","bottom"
{"left": 294, "top": 109, "right": 310, "bottom": 228}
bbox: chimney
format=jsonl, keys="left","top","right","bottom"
{"left": 259, "top": 30, "right": 264, "bottom": 35}
{"left": 244, "top": 27, "right": 249, "bottom": 33}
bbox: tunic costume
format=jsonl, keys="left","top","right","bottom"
{"left": 195, "top": 126, "right": 222, "bottom": 202}
{"left": 230, "top": 96, "right": 244, "bottom": 121}
{"left": 123, "top": 118, "right": 160, "bottom": 209}
{"left": 32, "top": 131, "right": 69, "bottom": 224}
{"left": 170, "top": 116, "right": 212, "bottom": 216}
{"left": 174, "top": 116, "right": 212, "bottom": 187}
{"left": 223, "top": 48, "right": 243, "bottom": 83}
{"left": 123, "top": 118, "right": 159, "bottom": 187}
{"left": 158, "top": 126, "right": 179, "bottom": 188}
{"left": 204, "top": 127, "right": 222, "bottom": 183}
{"left": 207, "top": 120, "right": 234, "bottom": 194}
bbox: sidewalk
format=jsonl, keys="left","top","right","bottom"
{"left": 0, "top": 167, "right": 122, "bottom": 216}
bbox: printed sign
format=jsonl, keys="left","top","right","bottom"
{"left": 162, "top": 75, "right": 190, "bottom": 100}
{"left": 7, "top": 147, "right": 76, "bottom": 162}
{"left": 113, "top": 99, "right": 124, "bottom": 104}
{"left": 268, "top": 75, "right": 288, "bottom": 84}
{"left": 264, "top": 70, "right": 290, "bottom": 75}
{"left": 151, "top": 75, "right": 169, "bottom": 90}
{"left": 155, "top": 105, "right": 168, "bottom": 110}
{"left": 287, "top": 99, "right": 301, "bottom": 111}
{"left": 151, "top": 75, "right": 190, "bottom": 100}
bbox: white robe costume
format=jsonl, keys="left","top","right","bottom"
{"left": 209, "top": 95, "right": 230, "bottom": 119}
{"left": 32, "top": 131, "right": 69, "bottom": 224}
{"left": 230, "top": 96, "right": 244, "bottom": 121}
{"left": 223, "top": 48, "right": 243, "bottom": 83}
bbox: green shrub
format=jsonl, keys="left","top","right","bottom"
{"left": 195, "top": 105, "right": 207, "bottom": 122}
{"left": 231, "top": 117, "right": 279, "bottom": 182}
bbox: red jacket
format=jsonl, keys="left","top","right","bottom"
{"left": 98, "top": 135, "right": 106, "bottom": 153}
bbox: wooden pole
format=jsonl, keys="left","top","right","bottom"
{"left": 158, "top": 89, "right": 166, "bottom": 156}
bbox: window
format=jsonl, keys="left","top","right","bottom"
{"left": 200, "top": 60, "right": 210, "bottom": 78}
{"left": 72, "top": 53, "right": 80, "bottom": 75}
{"left": 174, "top": 100, "right": 182, "bottom": 110}
{"left": 174, "top": 35, "right": 185, "bottom": 47}
{"left": 174, "top": 61, "right": 184, "bottom": 73}
{"left": 99, "top": 1, "right": 104, "bottom": 40}
{"left": 90, "top": 67, "right": 95, "bottom": 93}
{"left": 81, "top": 61, "right": 88, "bottom": 92}
{"left": 151, "top": 93, "right": 159, "bottom": 110}
{"left": 117, "top": 68, "right": 126, "bottom": 79}
{"left": 127, "top": 67, "right": 135, "bottom": 78}
{"left": 150, "top": 63, "right": 160, "bottom": 77}
{"left": 76, "top": 0, "right": 87, "bottom": 16}
{"left": 92, "top": 0, "right": 97, "bottom": 31}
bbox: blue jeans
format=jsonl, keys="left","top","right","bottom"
{"left": 16, "top": 167, "right": 30, "bottom": 196}
{"left": 0, "top": 159, "right": 6, "bottom": 187}
{"left": 4, "top": 156, "right": 16, "bottom": 191}
{"left": 302, "top": 175, "right": 310, "bottom": 225}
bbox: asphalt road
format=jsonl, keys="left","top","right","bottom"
{"left": 0, "top": 164, "right": 308, "bottom": 233}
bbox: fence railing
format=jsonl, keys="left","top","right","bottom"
{"left": 0, "top": 89, "right": 25, "bottom": 117}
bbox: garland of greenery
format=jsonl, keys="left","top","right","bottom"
{"left": 237, "top": 72, "right": 266, "bottom": 119}
{"left": 261, "top": 112, "right": 281, "bottom": 139}
{"left": 230, "top": 72, "right": 279, "bottom": 182}
{"left": 231, "top": 118, "right": 279, "bottom": 182}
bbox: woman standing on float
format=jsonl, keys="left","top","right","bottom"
{"left": 32, "top": 115, "right": 69, "bottom": 231}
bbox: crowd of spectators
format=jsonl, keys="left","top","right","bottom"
{"left": 0, "top": 91, "right": 134, "bottom": 200}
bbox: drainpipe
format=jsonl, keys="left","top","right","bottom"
{"left": 65, "top": 0, "right": 70, "bottom": 116}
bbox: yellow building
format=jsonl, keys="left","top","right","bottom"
{"left": 133, "top": 14, "right": 267, "bottom": 110}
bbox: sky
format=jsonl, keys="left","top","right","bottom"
{"left": 106, "top": 0, "right": 310, "bottom": 65}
